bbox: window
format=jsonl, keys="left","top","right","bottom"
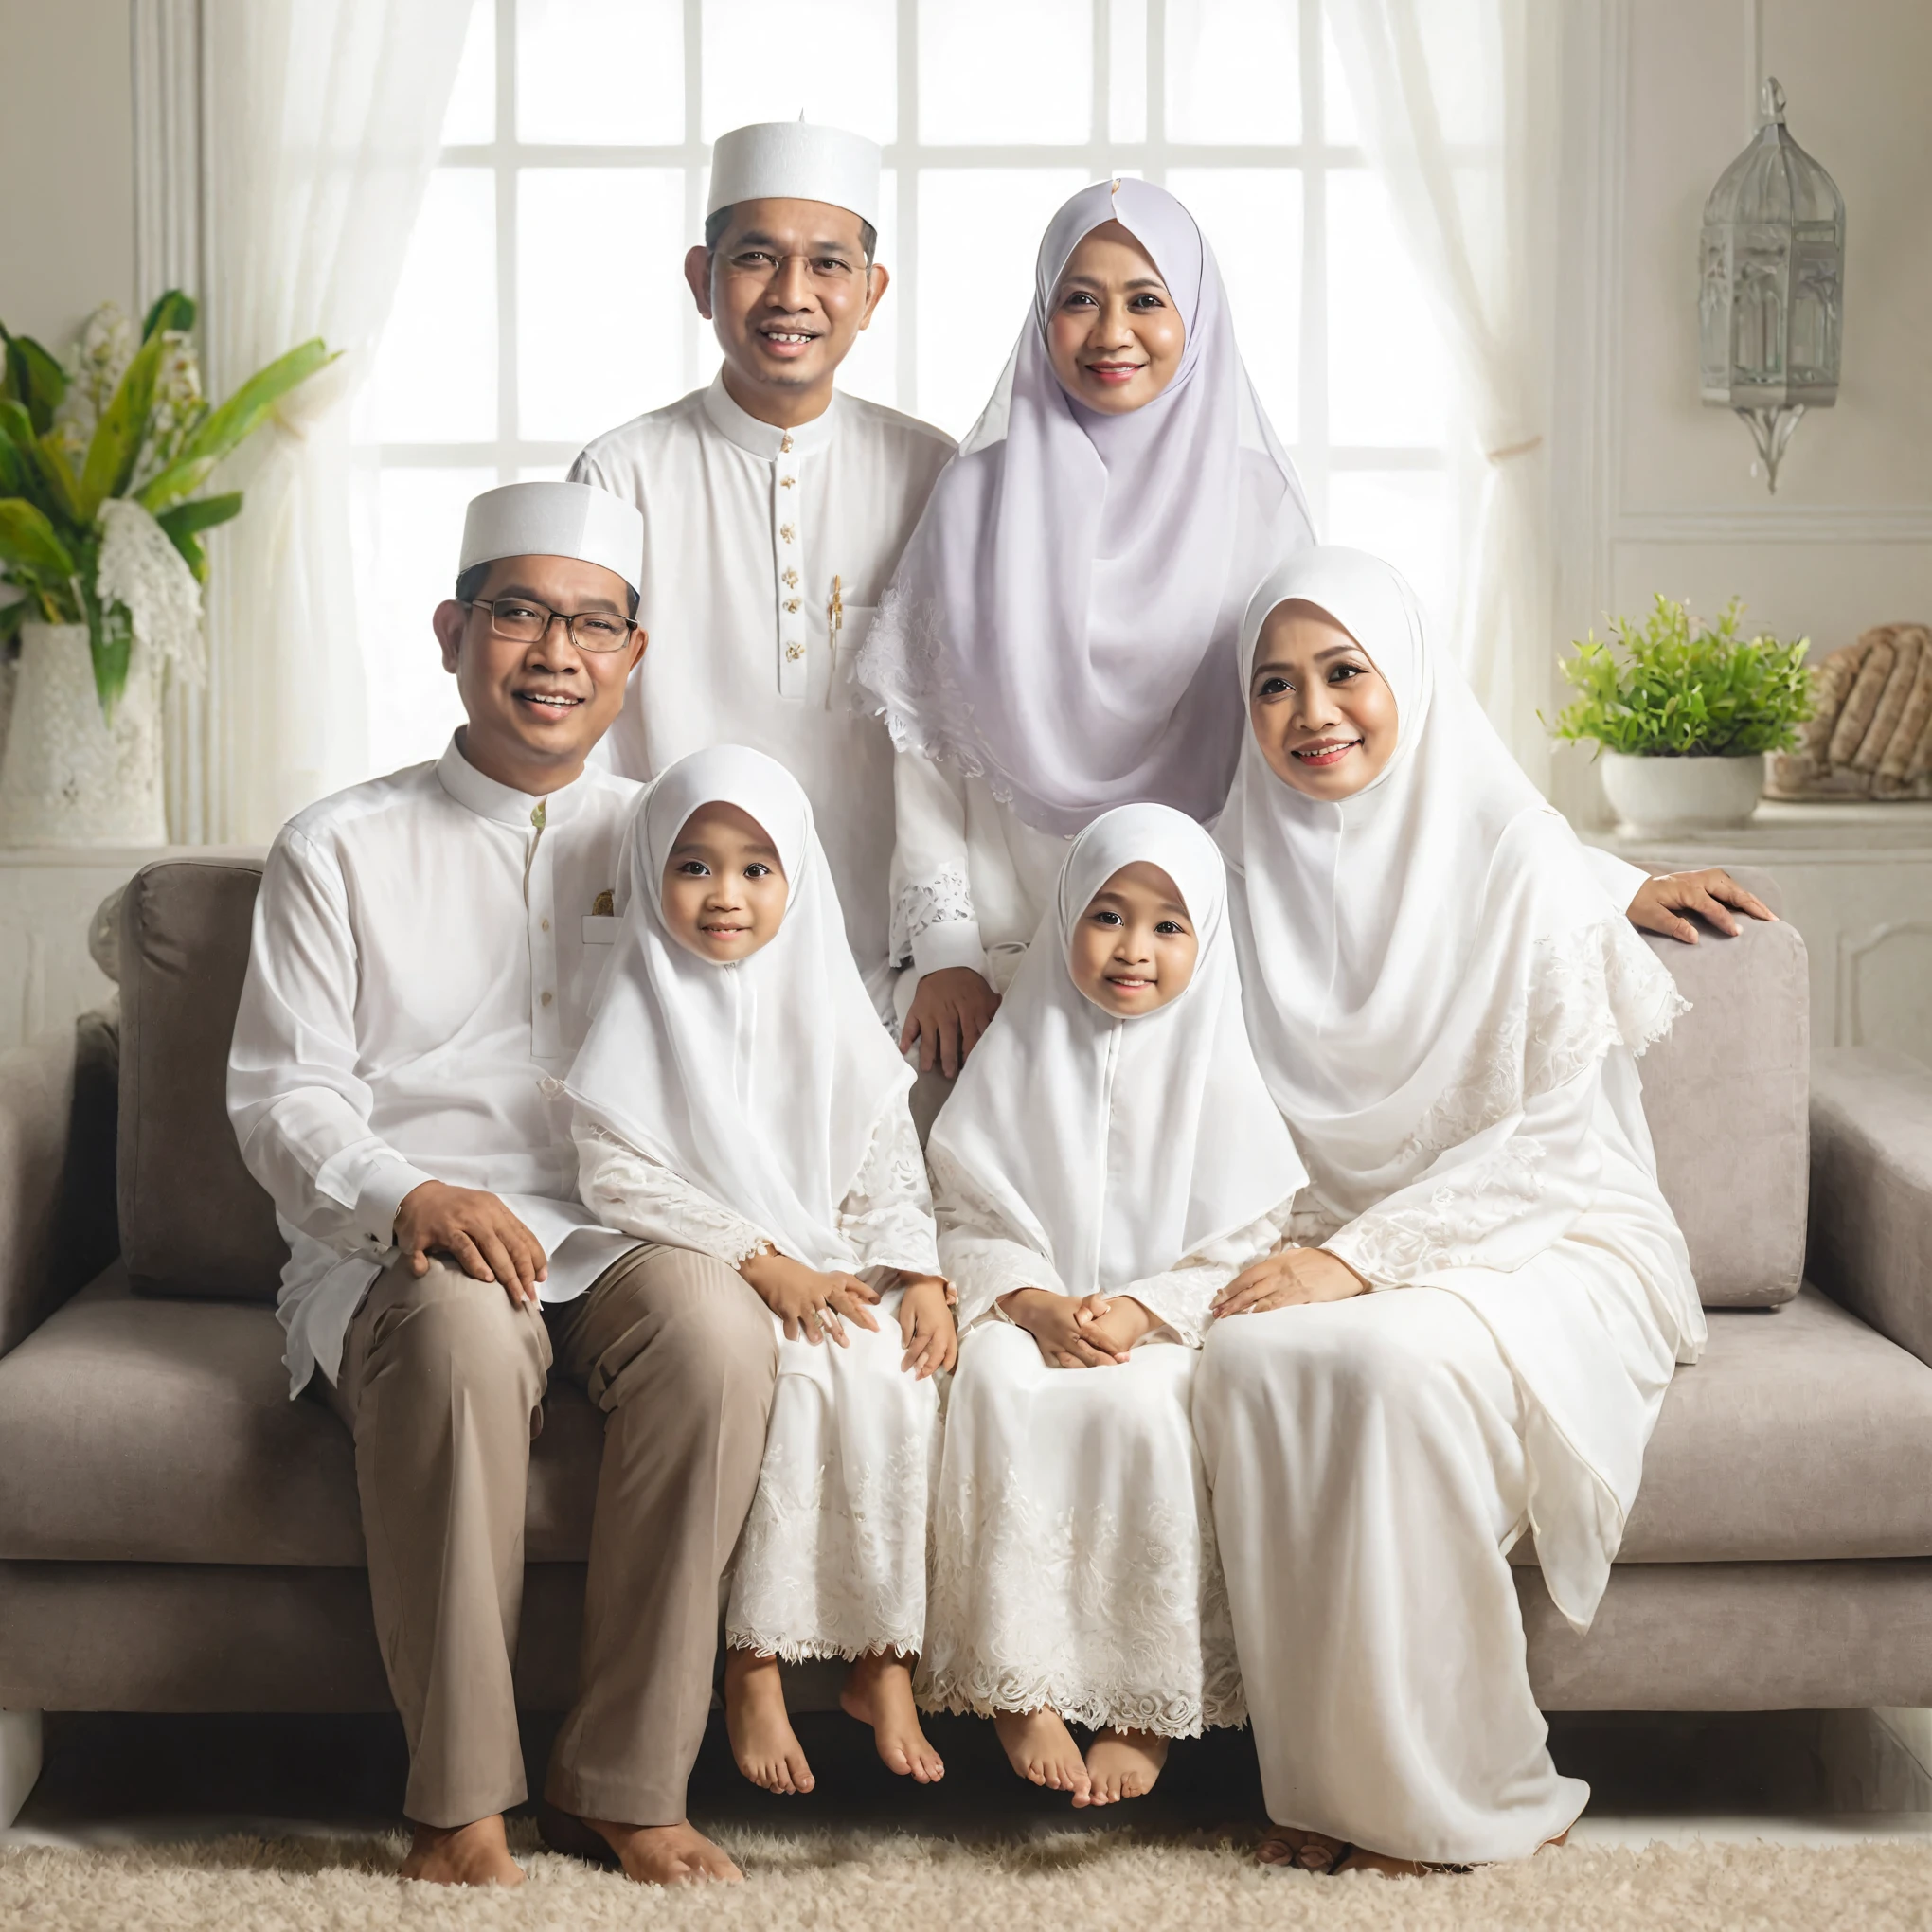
{"left": 354, "top": 0, "right": 1460, "bottom": 775}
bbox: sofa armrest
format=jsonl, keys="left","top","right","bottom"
{"left": 0, "top": 1006, "right": 119, "bottom": 1361}
{"left": 1810, "top": 1048, "right": 1932, "bottom": 1369}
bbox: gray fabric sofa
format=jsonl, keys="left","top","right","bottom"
{"left": 1, "top": 854, "right": 1930, "bottom": 1827}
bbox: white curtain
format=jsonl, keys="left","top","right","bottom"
{"left": 1325, "top": 0, "right": 1562, "bottom": 781}
{"left": 186, "top": 0, "right": 471, "bottom": 842}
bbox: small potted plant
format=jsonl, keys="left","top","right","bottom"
{"left": 1547, "top": 595, "right": 1814, "bottom": 836}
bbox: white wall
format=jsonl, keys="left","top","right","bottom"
{"left": 0, "top": 1, "right": 135, "bottom": 349}
{"left": 1551, "top": 0, "right": 1932, "bottom": 817}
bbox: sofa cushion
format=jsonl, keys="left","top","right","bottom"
{"left": 118, "top": 856, "right": 287, "bottom": 1300}
{"left": 1510, "top": 1286, "right": 1932, "bottom": 1567}
{"left": 1636, "top": 894, "right": 1809, "bottom": 1308}
{"left": 0, "top": 1267, "right": 602, "bottom": 1565}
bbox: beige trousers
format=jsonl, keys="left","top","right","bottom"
{"left": 328, "top": 1242, "right": 777, "bottom": 1829}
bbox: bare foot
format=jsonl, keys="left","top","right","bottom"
{"left": 724, "top": 1647, "right": 814, "bottom": 1794}
{"left": 1082, "top": 1727, "right": 1168, "bottom": 1805}
{"left": 840, "top": 1650, "right": 944, "bottom": 1783}
{"left": 398, "top": 1816, "right": 524, "bottom": 1887}
{"left": 1256, "top": 1825, "right": 1348, "bottom": 1872}
{"left": 1333, "top": 1846, "right": 1431, "bottom": 1878}
{"left": 588, "top": 1817, "right": 744, "bottom": 1886}
{"left": 993, "top": 1707, "right": 1091, "bottom": 1804}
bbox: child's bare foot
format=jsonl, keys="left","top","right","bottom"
{"left": 398, "top": 1816, "right": 524, "bottom": 1886}
{"left": 724, "top": 1648, "right": 814, "bottom": 1794}
{"left": 1082, "top": 1727, "right": 1167, "bottom": 1805}
{"left": 993, "top": 1707, "right": 1091, "bottom": 1803}
{"left": 840, "top": 1650, "right": 944, "bottom": 1782}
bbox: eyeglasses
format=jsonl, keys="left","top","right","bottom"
{"left": 465, "top": 598, "right": 637, "bottom": 653}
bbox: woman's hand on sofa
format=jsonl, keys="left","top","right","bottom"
{"left": 394, "top": 1181, "right": 549, "bottom": 1306}
{"left": 1212, "top": 1247, "right": 1367, "bottom": 1318}
{"left": 1627, "top": 868, "right": 1776, "bottom": 945}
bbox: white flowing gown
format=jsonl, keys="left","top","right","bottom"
{"left": 1203, "top": 550, "right": 1706, "bottom": 1864}
{"left": 921, "top": 806, "right": 1305, "bottom": 1734}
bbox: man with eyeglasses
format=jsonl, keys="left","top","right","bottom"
{"left": 571, "top": 119, "right": 955, "bottom": 1022}
{"left": 229, "top": 479, "right": 775, "bottom": 1888}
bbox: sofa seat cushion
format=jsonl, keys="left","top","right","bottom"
{"left": 0, "top": 1267, "right": 600, "bottom": 1565}
{"left": 1511, "top": 1286, "right": 1932, "bottom": 1567}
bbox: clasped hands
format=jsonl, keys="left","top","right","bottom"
{"left": 739, "top": 1251, "right": 957, "bottom": 1378}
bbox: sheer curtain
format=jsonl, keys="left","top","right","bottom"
{"left": 188, "top": 0, "right": 471, "bottom": 841}
{"left": 1325, "top": 0, "right": 1562, "bottom": 780}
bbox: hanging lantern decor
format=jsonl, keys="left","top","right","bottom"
{"left": 1698, "top": 77, "right": 1845, "bottom": 494}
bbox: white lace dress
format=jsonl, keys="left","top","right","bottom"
{"left": 918, "top": 1157, "right": 1292, "bottom": 1736}
{"left": 576, "top": 1100, "right": 943, "bottom": 1662}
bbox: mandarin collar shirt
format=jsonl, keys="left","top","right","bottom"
{"left": 571, "top": 373, "right": 955, "bottom": 1011}
{"left": 228, "top": 737, "right": 641, "bottom": 1396}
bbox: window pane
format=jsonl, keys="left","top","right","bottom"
{"left": 518, "top": 170, "right": 688, "bottom": 442}
{"left": 366, "top": 170, "right": 496, "bottom": 443}
{"left": 703, "top": 0, "right": 896, "bottom": 143}
{"left": 357, "top": 468, "right": 492, "bottom": 778}
{"left": 1321, "top": 6, "right": 1358, "bottom": 144}
{"left": 921, "top": 0, "right": 1092, "bottom": 144}
{"left": 916, "top": 170, "right": 1090, "bottom": 435}
{"left": 441, "top": 0, "right": 495, "bottom": 145}
{"left": 1326, "top": 169, "right": 1449, "bottom": 446}
{"left": 518, "top": 0, "right": 683, "bottom": 144}
{"left": 1168, "top": 169, "right": 1300, "bottom": 445}
{"left": 832, "top": 171, "right": 900, "bottom": 410}
{"left": 1166, "top": 0, "right": 1299, "bottom": 144}
{"left": 1108, "top": 0, "right": 1147, "bottom": 141}
{"left": 1327, "top": 469, "right": 1454, "bottom": 625}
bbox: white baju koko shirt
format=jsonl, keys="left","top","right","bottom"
{"left": 227, "top": 737, "right": 642, "bottom": 1397}
{"left": 570, "top": 375, "right": 956, "bottom": 1012}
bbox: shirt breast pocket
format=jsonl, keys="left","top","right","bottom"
{"left": 831, "top": 602, "right": 877, "bottom": 704}
{"left": 581, "top": 915, "right": 618, "bottom": 945}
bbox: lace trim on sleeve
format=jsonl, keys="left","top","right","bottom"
{"left": 1122, "top": 1205, "right": 1294, "bottom": 1346}
{"left": 839, "top": 1100, "right": 941, "bottom": 1277}
{"left": 889, "top": 859, "right": 975, "bottom": 964}
{"left": 575, "top": 1123, "right": 772, "bottom": 1267}
{"left": 929, "top": 1137, "right": 1061, "bottom": 1326}
{"left": 1324, "top": 1139, "right": 1547, "bottom": 1288}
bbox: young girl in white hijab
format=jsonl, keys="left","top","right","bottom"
{"left": 567, "top": 745, "right": 957, "bottom": 1795}
{"left": 920, "top": 802, "right": 1305, "bottom": 1806}
{"left": 1198, "top": 548, "right": 1707, "bottom": 1876}
{"left": 856, "top": 176, "right": 1315, "bottom": 1081}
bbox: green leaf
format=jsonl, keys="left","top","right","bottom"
{"left": 140, "top": 290, "right": 196, "bottom": 341}
{"left": 30, "top": 434, "right": 85, "bottom": 527}
{"left": 0, "top": 499, "right": 78, "bottom": 582}
{"left": 155, "top": 492, "right": 240, "bottom": 581}
{"left": 0, "top": 329, "right": 69, "bottom": 435}
{"left": 82, "top": 585, "right": 134, "bottom": 718}
{"left": 135, "top": 337, "right": 336, "bottom": 511}
{"left": 0, "top": 597, "right": 27, "bottom": 650}
{"left": 78, "top": 331, "right": 166, "bottom": 520}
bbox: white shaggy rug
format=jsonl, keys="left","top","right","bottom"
{"left": 6, "top": 1824, "right": 1932, "bottom": 1932}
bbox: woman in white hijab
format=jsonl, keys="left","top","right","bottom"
{"left": 921, "top": 803, "right": 1305, "bottom": 1806}
{"left": 856, "top": 176, "right": 1314, "bottom": 1083}
{"left": 567, "top": 746, "right": 956, "bottom": 1798}
{"left": 1196, "top": 548, "right": 1706, "bottom": 1874}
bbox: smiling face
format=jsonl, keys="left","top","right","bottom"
{"left": 685, "top": 197, "right": 888, "bottom": 427}
{"left": 431, "top": 554, "right": 645, "bottom": 796}
{"left": 659, "top": 802, "right": 790, "bottom": 962}
{"left": 1068, "top": 862, "right": 1199, "bottom": 1017}
{"left": 1046, "top": 220, "right": 1186, "bottom": 416}
{"left": 1247, "top": 599, "right": 1400, "bottom": 801}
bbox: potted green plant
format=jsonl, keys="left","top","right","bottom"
{"left": 0, "top": 292, "right": 331, "bottom": 845}
{"left": 1547, "top": 595, "right": 1814, "bottom": 835}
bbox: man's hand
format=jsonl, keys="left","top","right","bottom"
{"left": 1211, "top": 1246, "right": 1367, "bottom": 1319}
{"left": 1073, "top": 1292, "right": 1159, "bottom": 1356}
{"left": 899, "top": 966, "right": 1001, "bottom": 1078}
{"left": 1627, "top": 868, "right": 1776, "bottom": 946}
{"left": 999, "top": 1287, "right": 1130, "bottom": 1368}
{"left": 897, "top": 1274, "right": 958, "bottom": 1377}
{"left": 394, "top": 1181, "right": 547, "bottom": 1307}
{"left": 741, "top": 1249, "right": 881, "bottom": 1345}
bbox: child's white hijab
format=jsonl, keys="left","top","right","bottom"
{"left": 857, "top": 178, "right": 1313, "bottom": 836}
{"left": 927, "top": 803, "right": 1302, "bottom": 1296}
{"left": 567, "top": 744, "right": 912, "bottom": 1274}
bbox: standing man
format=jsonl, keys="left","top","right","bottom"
{"left": 571, "top": 120, "right": 955, "bottom": 1017}
{"left": 229, "top": 481, "right": 775, "bottom": 1888}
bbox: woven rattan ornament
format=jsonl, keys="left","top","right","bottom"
{"left": 1766, "top": 623, "right": 1932, "bottom": 800}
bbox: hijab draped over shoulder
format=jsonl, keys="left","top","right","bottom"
{"left": 927, "top": 802, "right": 1302, "bottom": 1302}
{"left": 857, "top": 178, "right": 1313, "bottom": 837}
{"left": 566, "top": 744, "right": 912, "bottom": 1275}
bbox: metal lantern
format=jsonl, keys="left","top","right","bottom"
{"left": 1698, "top": 77, "right": 1845, "bottom": 493}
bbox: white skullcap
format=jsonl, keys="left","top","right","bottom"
{"left": 458, "top": 481, "right": 643, "bottom": 594}
{"left": 707, "top": 119, "right": 882, "bottom": 232}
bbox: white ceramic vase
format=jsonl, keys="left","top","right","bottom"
{"left": 1599, "top": 748, "right": 1764, "bottom": 837}
{"left": 0, "top": 622, "right": 168, "bottom": 847}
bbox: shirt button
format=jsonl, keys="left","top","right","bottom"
{"left": 541, "top": 991, "right": 554, "bottom": 1007}
{"left": 785, "top": 642, "right": 805, "bottom": 662}
{"left": 779, "top": 474, "right": 796, "bottom": 489}
{"left": 779, "top": 524, "right": 796, "bottom": 543}
{"left": 540, "top": 917, "right": 550, "bottom": 932}
{"left": 784, "top": 598, "right": 801, "bottom": 613}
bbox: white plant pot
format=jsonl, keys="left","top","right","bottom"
{"left": 1599, "top": 748, "right": 1764, "bottom": 837}
{"left": 0, "top": 622, "right": 168, "bottom": 847}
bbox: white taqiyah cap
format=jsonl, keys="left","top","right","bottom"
{"left": 458, "top": 481, "right": 644, "bottom": 595}
{"left": 706, "top": 118, "right": 882, "bottom": 232}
